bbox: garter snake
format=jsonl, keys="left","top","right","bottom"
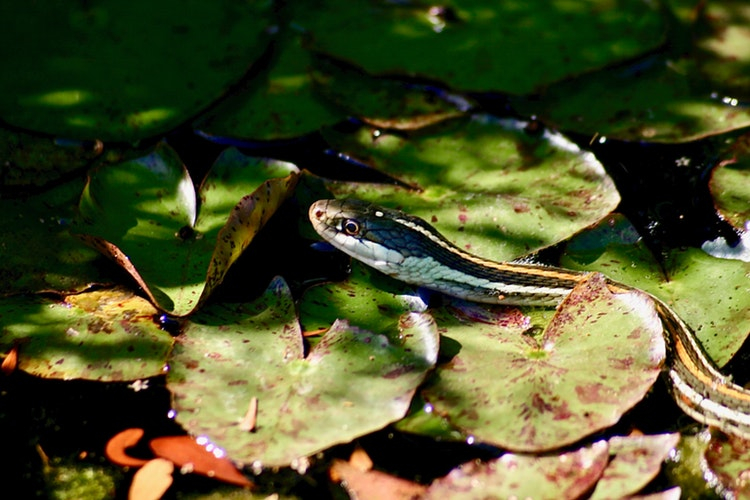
{"left": 309, "top": 198, "right": 750, "bottom": 439}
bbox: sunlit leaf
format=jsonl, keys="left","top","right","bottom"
{"left": 422, "top": 274, "right": 665, "bottom": 452}
{"left": 330, "top": 459, "right": 427, "bottom": 500}
{"left": 0, "top": 0, "right": 272, "bottom": 141}
{"left": 168, "top": 277, "right": 438, "bottom": 467}
{"left": 0, "top": 287, "right": 171, "bottom": 381}
{"left": 709, "top": 133, "right": 750, "bottom": 232}
{"left": 424, "top": 441, "right": 609, "bottom": 499}
{"left": 77, "top": 143, "right": 299, "bottom": 316}
{"left": 561, "top": 214, "right": 750, "bottom": 367}
{"left": 296, "top": 0, "right": 665, "bottom": 94}
{"left": 129, "top": 459, "right": 174, "bottom": 500}
{"left": 321, "top": 115, "right": 620, "bottom": 261}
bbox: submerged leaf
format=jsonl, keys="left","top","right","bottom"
{"left": 77, "top": 143, "right": 298, "bottom": 316}
{"left": 0, "top": 287, "right": 171, "bottom": 381}
{"left": 422, "top": 274, "right": 664, "bottom": 452}
{"left": 425, "top": 441, "right": 609, "bottom": 499}
{"left": 168, "top": 277, "right": 438, "bottom": 467}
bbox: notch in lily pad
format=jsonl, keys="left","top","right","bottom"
{"left": 76, "top": 142, "right": 299, "bottom": 316}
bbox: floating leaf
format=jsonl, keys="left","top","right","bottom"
{"left": 709, "top": 134, "right": 750, "bottom": 232}
{"left": 422, "top": 274, "right": 665, "bottom": 452}
{"left": 77, "top": 144, "right": 299, "bottom": 316}
{"left": 0, "top": 0, "right": 272, "bottom": 141}
{"left": 424, "top": 441, "right": 609, "bottom": 499}
{"left": 561, "top": 214, "right": 750, "bottom": 367}
{"left": 704, "top": 431, "right": 750, "bottom": 497}
{"left": 197, "top": 30, "right": 342, "bottom": 141}
{"left": 168, "top": 277, "right": 438, "bottom": 467}
{"left": 129, "top": 459, "right": 174, "bottom": 500}
{"left": 330, "top": 459, "right": 427, "bottom": 500}
{"left": 296, "top": 0, "right": 665, "bottom": 94}
{"left": 321, "top": 115, "right": 620, "bottom": 261}
{"left": 0, "top": 287, "right": 171, "bottom": 381}
{"left": 105, "top": 428, "right": 150, "bottom": 468}
{"left": 0, "top": 178, "right": 103, "bottom": 295}
{"left": 590, "top": 433, "right": 680, "bottom": 499}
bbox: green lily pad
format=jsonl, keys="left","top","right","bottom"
{"left": 561, "top": 214, "right": 750, "bottom": 367}
{"left": 310, "top": 55, "right": 465, "bottom": 130}
{"left": 0, "top": 0, "right": 272, "bottom": 141}
{"left": 709, "top": 135, "right": 750, "bottom": 232}
{"left": 0, "top": 127, "right": 103, "bottom": 190}
{"left": 590, "top": 433, "right": 680, "bottom": 499}
{"left": 321, "top": 115, "right": 620, "bottom": 261}
{"left": 422, "top": 273, "right": 665, "bottom": 452}
{"left": 295, "top": 0, "right": 665, "bottom": 95}
{"left": 704, "top": 431, "right": 750, "bottom": 497}
{"left": 0, "top": 287, "right": 171, "bottom": 381}
{"left": 77, "top": 143, "right": 299, "bottom": 316}
{"left": 196, "top": 30, "right": 343, "bottom": 141}
{"left": 168, "top": 277, "right": 438, "bottom": 467}
{"left": 424, "top": 441, "right": 609, "bottom": 499}
{"left": 0, "top": 178, "right": 103, "bottom": 295}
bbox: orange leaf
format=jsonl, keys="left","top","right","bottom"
{"left": 129, "top": 458, "right": 173, "bottom": 500}
{"left": 106, "top": 428, "right": 150, "bottom": 468}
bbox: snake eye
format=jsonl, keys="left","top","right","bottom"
{"left": 342, "top": 219, "right": 360, "bottom": 236}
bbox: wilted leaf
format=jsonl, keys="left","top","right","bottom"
{"left": 129, "top": 458, "right": 174, "bottom": 500}
{"left": 0, "top": 287, "right": 171, "bottom": 381}
{"left": 422, "top": 274, "right": 665, "bottom": 452}
{"left": 105, "top": 428, "right": 149, "bottom": 468}
{"left": 296, "top": 0, "right": 665, "bottom": 94}
{"left": 149, "top": 436, "right": 253, "bottom": 488}
{"left": 424, "top": 441, "right": 609, "bottom": 499}
{"left": 330, "top": 459, "right": 427, "bottom": 500}
{"left": 321, "top": 115, "right": 620, "bottom": 261}
{"left": 168, "top": 277, "right": 438, "bottom": 467}
{"left": 77, "top": 143, "right": 298, "bottom": 316}
{"left": 0, "top": 0, "right": 273, "bottom": 141}
{"left": 590, "top": 433, "right": 680, "bottom": 499}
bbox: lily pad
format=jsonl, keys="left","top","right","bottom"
{"left": 0, "top": 287, "right": 171, "bottom": 381}
{"left": 0, "top": 0, "right": 272, "bottom": 141}
{"left": 168, "top": 277, "right": 438, "bottom": 467}
{"left": 422, "top": 273, "right": 665, "bottom": 452}
{"left": 295, "top": 0, "right": 666, "bottom": 95}
{"left": 77, "top": 143, "right": 299, "bottom": 316}
{"left": 321, "top": 115, "right": 620, "bottom": 261}
{"left": 0, "top": 178, "right": 104, "bottom": 295}
{"left": 561, "top": 214, "right": 750, "bottom": 367}
{"left": 709, "top": 134, "right": 750, "bottom": 231}
{"left": 590, "top": 433, "right": 680, "bottom": 499}
{"left": 704, "top": 431, "right": 750, "bottom": 497}
{"left": 196, "top": 30, "right": 343, "bottom": 141}
{"left": 424, "top": 440, "right": 609, "bottom": 499}
{"left": 0, "top": 127, "right": 102, "bottom": 190}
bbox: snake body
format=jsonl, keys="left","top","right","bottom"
{"left": 309, "top": 198, "right": 750, "bottom": 439}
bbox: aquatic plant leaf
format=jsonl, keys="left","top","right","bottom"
{"left": 422, "top": 274, "right": 665, "bottom": 452}
{"left": 709, "top": 134, "right": 750, "bottom": 232}
{"left": 590, "top": 433, "right": 680, "bottom": 499}
{"left": 0, "top": 287, "right": 171, "bottom": 381}
{"left": 704, "top": 431, "right": 750, "bottom": 497}
{"left": 0, "top": 179, "right": 103, "bottom": 295}
{"left": 77, "top": 144, "right": 298, "bottom": 316}
{"left": 296, "top": 0, "right": 665, "bottom": 95}
{"left": 321, "top": 115, "right": 619, "bottom": 262}
{"left": 0, "top": 0, "right": 272, "bottom": 141}
{"left": 168, "top": 277, "right": 438, "bottom": 467}
{"left": 424, "top": 441, "right": 609, "bottom": 499}
{"left": 561, "top": 214, "right": 750, "bottom": 367}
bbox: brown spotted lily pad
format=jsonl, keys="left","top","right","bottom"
{"left": 423, "top": 273, "right": 665, "bottom": 452}
{"left": 77, "top": 143, "right": 298, "bottom": 316}
{"left": 168, "top": 277, "right": 438, "bottom": 467}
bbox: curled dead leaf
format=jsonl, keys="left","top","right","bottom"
{"left": 106, "top": 428, "right": 150, "bottom": 468}
{"left": 1, "top": 344, "right": 18, "bottom": 375}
